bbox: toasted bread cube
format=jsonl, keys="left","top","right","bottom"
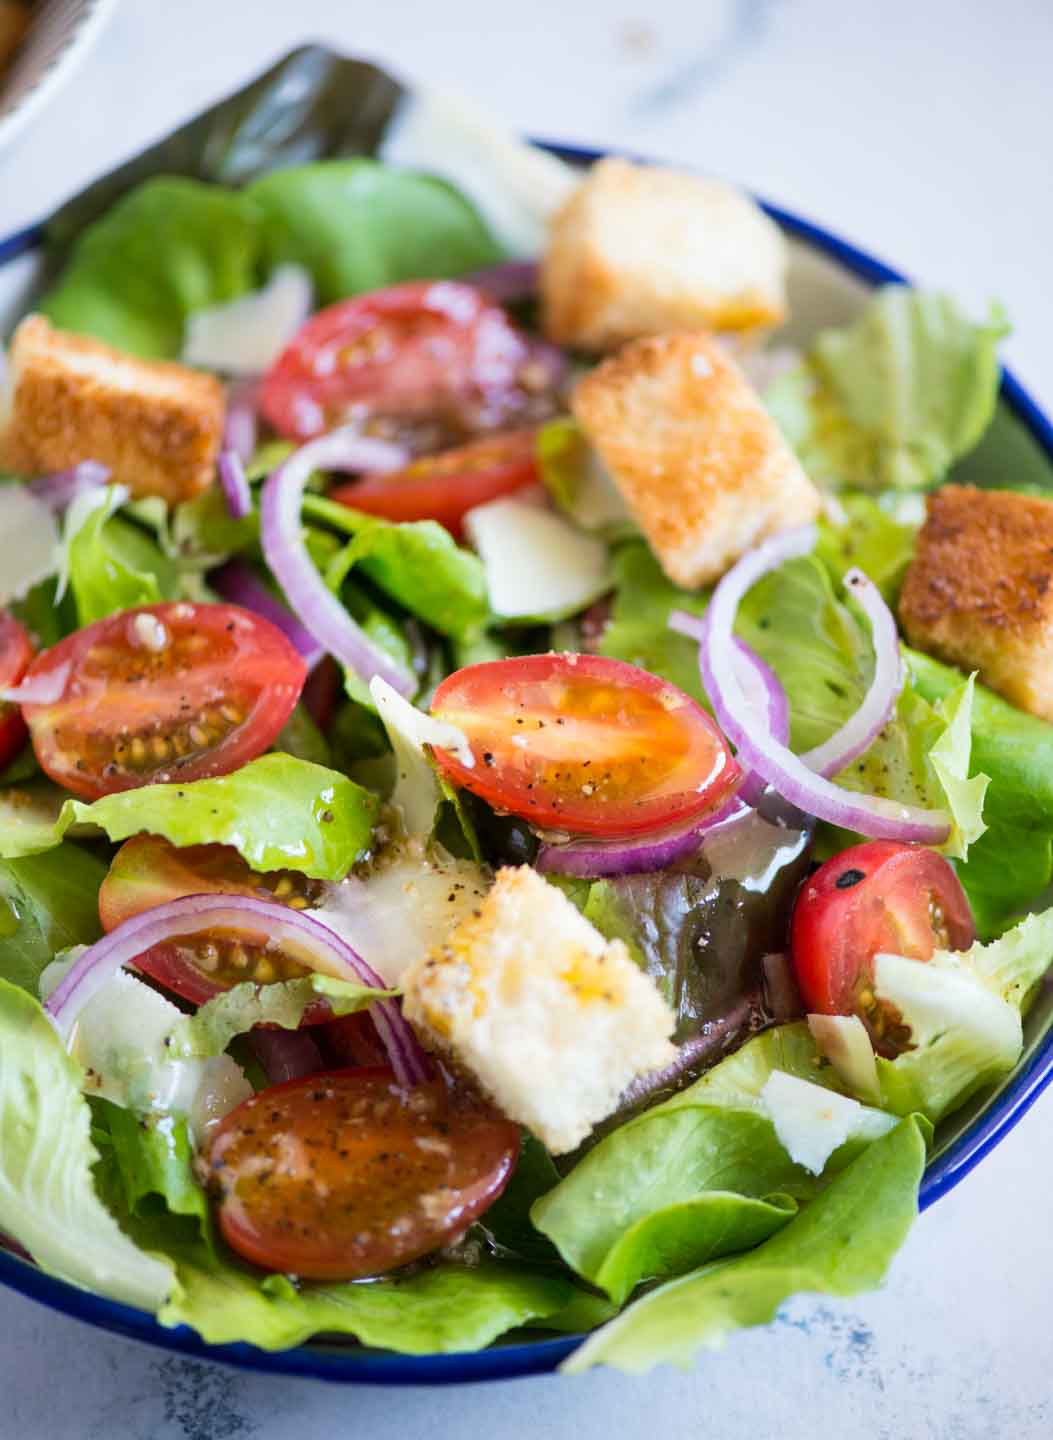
{"left": 540, "top": 157, "right": 787, "bottom": 353}
{"left": 0, "top": 315, "right": 225, "bottom": 504}
{"left": 402, "top": 867, "right": 675, "bottom": 1154}
{"left": 900, "top": 485, "right": 1053, "bottom": 721}
{"left": 573, "top": 332, "right": 821, "bottom": 588}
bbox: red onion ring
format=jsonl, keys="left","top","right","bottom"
{"left": 695, "top": 526, "right": 949, "bottom": 843}
{"left": 26, "top": 461, "right": 110, "bottom": 513}
{"left": 800, "top": 567, "right": 903, "bottom": 778}
{"left": 0, "top": 660, "right": 70, "bottom": 706}
{"left": 44, "top": 893, "right": 430, "bottom": 1087}
{"left": 259, "top": 431, "right": 415, "bottom": 696}
{"left": 218, "top": 450, "right": 252, "bottom": 520}
{"left": 536, "top": 798, "right": 750, "bottom": 878}
{"left": 669, "top": 616, "right": 789, "bottom": 806}
{"left": 462, "top": 260, "right": 539, "bottom": 303}
{"left": 223, "top": 379, "right": 259, "bottom": 464}
{"left": 209, "top": 559, "right": 325, "bottom": 670}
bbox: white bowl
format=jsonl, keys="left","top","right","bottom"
{"left": 0, "top": 0, "right": 115, "bottom": 154}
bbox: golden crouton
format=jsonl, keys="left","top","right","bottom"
{"left": 0, "top": 315, "right": 225, "bottom": 504}
{"left": 402, "top": 866, "right": 675, "bottom": 1154}
{"left": 540, "top": 157, "right": 787, "bottom": 353}
{"left": 573, "top": 332, "right": 821, "bottom": 588}
{"left": 900, "top": 485, "right": 1053, "bottom": 722}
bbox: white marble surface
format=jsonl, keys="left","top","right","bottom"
{"left": 1, "top": 3, "right": 1052, "bottom": 1436}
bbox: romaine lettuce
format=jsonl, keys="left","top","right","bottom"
{"left": 0, "top": 981, "right": 174, "bottom": 1309}
{"left": 59, "top": 485, "right": 179, "bottom": 625}
{"left": 0, "top": 753, "right": 376, "bottom": 879}
{"left": 766, "top": 286, "right": 1006, "bottom": 491}
{"left": 169, "top": 974, "right": 393, "bottom": 1059}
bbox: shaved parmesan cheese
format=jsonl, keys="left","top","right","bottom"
{"left": 807, "top": 1012, "right": 881, "bottom": 1104}
{"left": 182, "top": 265, "right": 313, "bottom": 375}
{"left": 316, "top": 849, "right": 489, "bottom": 987}
{"left": 370, "top": 675, "right": 473, "bottom": 835}
{"left": 465, "top": 495, "right": 611, "bottom": 620}
{"left": 761, "top": 1069, "right": 894, "bottom": 1175}
{"left": 0, "top": 484, "right": 60, "bottom": 605}
{"left": 380, "top": 89, "right": 579, "bottom": 256}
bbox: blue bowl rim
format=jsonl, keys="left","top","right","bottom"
{"left": 1, "top": 137, "right": 1053, "bottom": 1385}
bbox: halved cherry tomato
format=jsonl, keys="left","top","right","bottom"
{"left": 206, "top": 1068, "right": 519, "bottom": 1280}
{"left": 0, "top": 611, "right": 33, "bottom": 771}
{"left": 99, "top": 835, "right": 326, "bottom": 1007}
{"left": 791, "top": 840, "right": 975, "bottom": 1049}
{"left": 430, "top": 654, "right": 741, "bottom": 837}
{"left": 22, "top": 603, "right": 306, "bottom": 799}
{"left": 329, "top": 429, "right": 538, "bottom": 538}
{"left": 260, "top": 281, "right": 555, "bottom": 450}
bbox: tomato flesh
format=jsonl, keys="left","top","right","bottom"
{"left": 0, "top": 611, "right": 33, "bottom": 771}
{"left": 329, "top": 429, "right": 538, "bottom": 538}
{"left": 22, "top": 603, "right": 306, "bottom": 799}
{"left": 99, "top": 835, "right": 326, "bottom": 1007}
{"left": 791, "top": 840, "right": 976, "bottom": 1049}
{"left": 430, "top": 653, "right": 741, "bottom": 836}
{"left": 260, "top": 281, "right": 557, "bottom": 451}
{"left": 207, "top": 1068, "right": 519, "bottom": 1280}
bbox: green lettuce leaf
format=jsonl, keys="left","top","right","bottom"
{"left": 871, "top": 909, "right": 1053, "bottom": 1121}
{"left": 532, "top": 1027, "right": 845, "bottom": 1306}
{"left": 246, "top": 159, "right": 502, "bottom": 305}
{"left": 814, "top": 492, "right": 918, "bottom": 602}
{"left": 562, "top": 1116, "right": 926, "bottom": 1374}
{"left": 39, "top": 177, "right": 262, "bottom": 358}
{"left": 169, "top": 975, "right": 394, "bottom": 1059}
{"left": 906, "top": 648, "right": 1053, "bottom": 932}
{"left": 309, "top": 496, "right": 490, "bottom": 639}
{"left": 536, "top": 418, "right": 634, "bottom": 538}
{"left": 92, "top": 1101, "right": 209, "bottom": 1236}
{"left": 161, "top": 1249, "right": 580, "bottom": 1353}
{"left": 0, "top": 981, "right": 173, "bottom": 1309}
{"left": 59, "top": 485, "right": 179, "bottom": 626}
{"left": 0, "top": 844, "right": 106, "bottom": 993}
{"left": 0, "top": 754, "right": 376, "bottom": 879}
{"left": 766, "top": 286, "right": 1006, "bottom": 491}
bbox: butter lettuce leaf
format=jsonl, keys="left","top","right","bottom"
{"left": 308, "top": 495, "right": 490, "bottom": 640}
{"left": 170, "top": 975, "right": 393, "bottom": 1059}
{"left": 59, "top": 485, "right": 178, "bottom": 627}
{"left": 39, "top": 178, "right": 263, "bottom": 358}
{"left": 562, "top": 1116, "right": 926, "bottom": 1374}
{"left": 0, "top": 844, "right": 106, "bottom": 993}
{"left": 246, "top": 159, "right": 502, "bottom": 306}
{"left": 0, "top": 981, "right": 174, "bottom": 1310}
{"left": 0, "top": 754, "right": 376, "bottom": 879}
{"left": 766, "top": 286, "right": 1005, "bottom": 491}
{"left": 532, "top": 1027, "right": 845, "bottom": 1306}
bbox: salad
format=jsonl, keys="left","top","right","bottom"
{"left": 0, "top": 100, "right": 1051, "bottom": 1377}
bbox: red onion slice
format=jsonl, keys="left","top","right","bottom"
{"left": 695, "top": 526, "right": 950, "bottom": 844}
{"left": 44, "top": 893, "right": 430, "bottom": 1087}
{"left": 259, "top": 431, "right": 414, "bottom": 696}
{"left": 223, "top": 379, "right": 259, "bottom": 464}
{"left": 0, "top": 660, "right": 70, "bottom": 706}
{"left": 800, "top": 567, "right": 903, "bottom": 778}
{"left": 27, "top": 461, "right": 110, "bottom": 513}
{"left": 210, "top": 560, "right": 325, "bottom": 670}
{"left": 218, "top": 450, "right": 252, "bottom": 520}
{"left": 463, "top": 260, "right": 539, "bottom": 303}
{"left": 670, "top": 616, "right": 789, "bottom": 806}
{"left": 536, "top": 798, "right": 750, "bottom": 878}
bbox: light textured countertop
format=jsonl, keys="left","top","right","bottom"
{"left": 2, "top": 3, "right": 1052, "bottom": 1437}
